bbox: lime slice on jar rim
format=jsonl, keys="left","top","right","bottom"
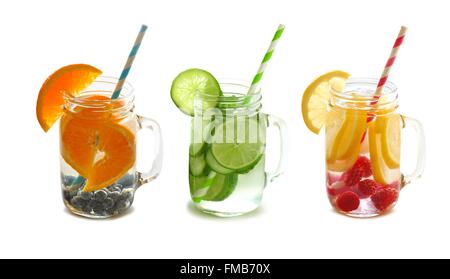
{"left": 170, "top": 68, "right": 222, "bottom": 116}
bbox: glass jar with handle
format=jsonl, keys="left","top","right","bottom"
{"left": 189, "top": 80, "right": 287, "bottom": 217}
{"left": 60, "top": 76, "right": 162, "bottom": 218}
{"left": 325, "top": 77, "right": 425, "bottom": 217}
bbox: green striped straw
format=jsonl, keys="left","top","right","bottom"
{"left": 247, "top": 24, "right": 285, "bottom": 95}
{"left": 111, "top": 24, "right": 148, "bottom": 99}
{"left": 69, "top": 25, "right": 148, "bottom": 188}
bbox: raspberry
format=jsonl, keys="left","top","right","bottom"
{"left": 371, "top": 187, "right": 399, "bottom": 211}
{"left": 357, "top": 179, "right": 379, "bottom": 198}
{"left": 354, "top": 156, "right": 372, "bottom": 178}
{"left": 336, "top": 191, "right": 360, "bottom": 212}
{"left": 340, "top": 167, "right": 363, "bottom": 186}
{"left": 340, "top": 156, "right": 372, "bottom": 186}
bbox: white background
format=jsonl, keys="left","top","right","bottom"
{"left": 0, "top": 0, "right": 448, "bottom": 259}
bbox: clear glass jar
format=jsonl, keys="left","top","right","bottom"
{"left": 189, "top": 80, "right": 287, "bottom": 217}
{"left": 325, "top": 77, "right": 425, "bottom": 217}
{"left": 60, "top": 77, "right": 162, "bottom": 218}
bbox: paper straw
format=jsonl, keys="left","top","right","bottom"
{"left": 367, "top": 26, "right": 407, "bottom": 122}
{"left": 70, "top": 25, "right": 148, "bottom": 188}
{"left": 247, "top": 24, "right": 285, "bottom": 95}
{"left": 111, "top": 24, "right": 148, "bottom": 99}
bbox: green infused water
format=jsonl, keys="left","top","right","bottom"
{"left": 189, "top": 112, "right": 267, "bottom": 217}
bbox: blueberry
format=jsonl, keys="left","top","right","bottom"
{"left": 80, "top": 191, "right": 93, "bottom": 200}
{"left": 121, "top": 188, "right": 134, "bottom": 200}
{"left": 63, "top": 191, "right": 71, "bottom": 201}
{"left": 90, "top": 201, "right": 104, "bottom": 213}
{"left": 70, "top": 196, "right": 85, "bottom": 209}
{"left": 93, "top": 190, "right": 107, "bottom": 201}
{"left": 103, "top": 198, "right": 115, "bottom": 209}
{"left": 105, "top": 208, "right": 117, "bottom": 216}
{"left": 109, "top": 192, "right": 120, "bottom": 201}
{"left": 110, "top": 185, "right": 122, "bottom": 193}
{"left": 70, "top": 190, "right": 79, "bottom": 198}
{"left": 84, "top": 200, "right": 98, "bottom": 213}
{"left": 116, "top": 199, "right": 131, "bottom": 212}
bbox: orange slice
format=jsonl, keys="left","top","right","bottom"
{"left": 36, "top": 64, "right": 102, "bottom": 132}
{"left": 60, "top": 112, "right": 136, "bottom": 192}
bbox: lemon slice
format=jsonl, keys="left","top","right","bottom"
{"left": 335, "top": 110, "right": 367, "bottom": 160}
{"left": 325, "top": 108, "right": 347, "bottom": 163}
{"left": 380, "top": 114, "right": 401, "bottom": 168}
{"left": 369, "top": 119, "right": 401, "bottom": 185}
{"left": 326, "top": 110, "right": 365, "bottom": 172}
{"left": 302, "top": 70, "right": 350, "bottom": 134}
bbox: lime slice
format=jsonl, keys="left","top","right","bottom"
{"left": 170, "top": 68, "right": 222, "bottom": 116}
{"left": 211, "top": 118, "right": 264, "bottom": 173}
{"left": 205, "top": 149, "right": 234, "bottom": 174}
{"left": 202, "top": 173, "right": 238, "bottom": 202}
{"left": 189, "top": 154, "right": 208, "bottom": 177}
{"left": 189, "top": 173, "right": 210, "bottom": 201}
{"left": 189, "top": 119, "right": 215, "bottom": 156}
{"left": 189, "top": 143, "right": 206, "bottom": 157}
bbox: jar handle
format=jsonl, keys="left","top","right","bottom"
{"left": 136, "top": 115, "right": 163, "bottom": 187}
{"left": 401, "top": 115, "right": 425, "bottom": 187}
{"left": 266, "top": 114, "right": 288, "bottom": 183}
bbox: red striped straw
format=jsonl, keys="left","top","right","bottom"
{"left": 367, "top": 26, "right": 407, "bottom": 122}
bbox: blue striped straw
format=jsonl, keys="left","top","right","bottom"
{"left": 69, "top": 25, "right": 148, "bottom": 189}
{"left": 111, "top": 24, "right": 148, "bottom": 99}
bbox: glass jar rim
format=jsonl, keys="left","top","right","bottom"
{"left": 330, "top": 77, "right": 399, "bottom": 111}
{"left": 63, "top": 76, "right": 135, "bottom": 108}
{"left": 195, "top": 79, "right": 262, "bottom": 106}
{"left": 331, "top": 77, "right": 398, "bottom": 100}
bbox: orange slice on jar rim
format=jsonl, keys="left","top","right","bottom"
{"left": 36, "top": 64, "right": 102, "bottom": 132}
{"left": 60, "top": 114, "right": 136, "bottom": 192}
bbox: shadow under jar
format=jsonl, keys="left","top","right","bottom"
{"left": 325, "top": 78, "right": 425, "bottom": 217}
{"left": 188, "top": 80, "right": 287, "bottom": 217}
{"left": 60, "top": 77, "right": 162, "bottom": 218}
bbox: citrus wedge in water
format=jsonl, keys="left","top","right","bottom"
{"left": 368, "top": 117, "right": 400, "bottom": 185}
{"left": 325, "top": 108, "right": 364, "bottom": 172}
{"left": 210, "top": 118, "right": 264, "bottom": 173}
{"left": 380, "top": 114, "right": 402, "bottom": 169}
{"left": 60, "top": 113, "right": 136, "bottom": 192}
